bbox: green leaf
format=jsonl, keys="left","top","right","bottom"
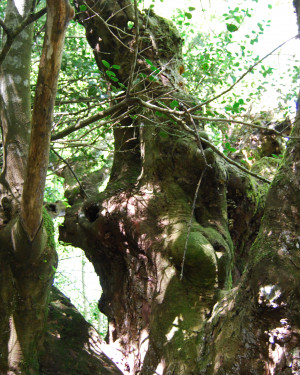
{"left": 88, "top": 85, "right": 98, "bottom": 96}
{"left": 159, "top": 131, "right": 169, "bottom": 138}
{"left": 268, "top": 4, "right": 272, "bottom": 9}
{"left": 111, "top": 64, "right": 121, "bottom": 70}
{"left": 79, "top": 4, "right": 87, "bottom": 11}
{"left": 202, "top": 62, "right": 209, "bottom": 71}
{"left": 127, "top": 21, "right": 134, "bottom": 29}
{"left": 226, "top": 24, "right": 238, "bottom": 32}
{"left": 106, "top": 70, "right": 116, "bottom": 77}
{"left": 102, "top": 60, "right": 111, "bottom": 69}
{"left": 148, "top": 76, "right": 158, "bottom": 82}
{"left": 188, "top": 7, "right": 196, "bottom": 11}
{"left": 170, "top": 100, "right": 179, "bottom": 109}
{"left": 145, "top": 59, "right": 155, "bottom": 67}
{"left": 185, "top": 12, "right": 193, "bottom": 20}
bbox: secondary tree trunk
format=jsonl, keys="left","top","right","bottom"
{"left": 60, "top": 1, "right": 300, "bottom": 374}
{"left": 0, "top": 1, "right": 74, "bottom": 374}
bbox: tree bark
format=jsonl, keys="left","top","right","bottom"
{"left": 0, "top": 1, "right": 74, "bottom": 374}
{"left": 21, "top": 0, "right": 74, "bottom": 241}
{"left": 0, "top": 0, "right": 33, "bottom": 216}
{"left": 40, "top": 287, "right": 123, "bottom": 375}
{"left": 61, "top": 2, "right": 271, "bottom": 374}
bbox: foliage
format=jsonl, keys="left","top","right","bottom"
{"left": 167, "top": 0, "right": 299, "bottom": 162}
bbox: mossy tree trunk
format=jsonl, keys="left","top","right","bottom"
{"left": 59, "top": 1, "right": 299, "bottom": 374}
{"left": 0, "top": 1, "right": 74, "bottom": 374}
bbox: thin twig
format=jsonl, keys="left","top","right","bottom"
{"left": 192, "top": 115, "right": 300, "bottom": 139}
{"left": 51, "top": 100, "right": 133, "bottom": 140}
{"left": 126, "top": 0, "right": 139, "bottom": 98}
{"left": 50, "top": 148, "right": 89, "bottom": 198}
{"left": 84, "top": 2, "right": 131, "bottom": 50}
{"left": 170, "top": 112, "right": 271, "bottom": 184}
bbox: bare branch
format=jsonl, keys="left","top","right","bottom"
{"left": 84, "top": 2, "right": 131, "bottom": 50}
{"left": 126, "top": 0, "right": 139, "bottom": 97}
{"left": 51, "top": 148, "right": 88, "bottom": 198}
{"left": 170, "top": 112, "right": 271, "bottom": 184}
{"left": 0, "top": 8, "right": 47, "bottom": 66}
{"left": 193, "top": 115, "right": 300, "bottom": 139}
{"left": 0, "top": 18, "right": 9, "bottom": 34}
{"left": 51, "top": 100, "right": 135, "bottom": 140}
{"left": 198, "top": 135, "right": 271, "bottom": 183}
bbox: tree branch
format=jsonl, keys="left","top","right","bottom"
{"left": 170, "top": 112, "right": 271, "bottom": 184}
{"left": 126, "top": 0, "right": 139, "bottom": 97}
{"left": 51, "top": 100, "right": 134, "bottom": 140}
{"left": 0, "top": 8, "right": 47, "bottom": 66}
{"left": 51, "top": 148, "right": 88, "bottom": 198}
{"left": 21, "top": 1, "right": 74, "bottom": 241}
{"left": 0, "top": 18, "right": 9, "bottom": 34}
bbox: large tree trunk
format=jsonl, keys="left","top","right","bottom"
{"left": 61, "top": 1, "right": 300, "bottom": 374}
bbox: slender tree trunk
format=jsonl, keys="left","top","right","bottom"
{"left": 0, "top": 0, "right": 33, "bottom": 214}
{"left": 0, "top": 1, "right": 74, "bottom": 374}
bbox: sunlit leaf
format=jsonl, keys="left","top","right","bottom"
{"left": 170, "top": 100, "right": 179, "bottom": 109}
{"left": 102, "top": 60, "right": 110, "bottom": 69}
{"left": 226, "top": 24, "right": 238, "bottom": 32}
{"left": 127, "top": 21, "right": 134, "bottom": 29}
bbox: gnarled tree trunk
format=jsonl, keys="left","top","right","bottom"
{"left": 60, "top": 2, "right": 281, "bottom": 374}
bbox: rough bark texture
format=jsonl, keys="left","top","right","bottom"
{"left": 60, "top": 2, "right": 277, "bottom": 374}
{"left": 0, "top": 0, "right": 33, "bottom": 219}
{"left": 40, "top": 287, "right": 123, "bottom": 375}
{"left": 197, "top": 118, "right": 300, "bottom": 374}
